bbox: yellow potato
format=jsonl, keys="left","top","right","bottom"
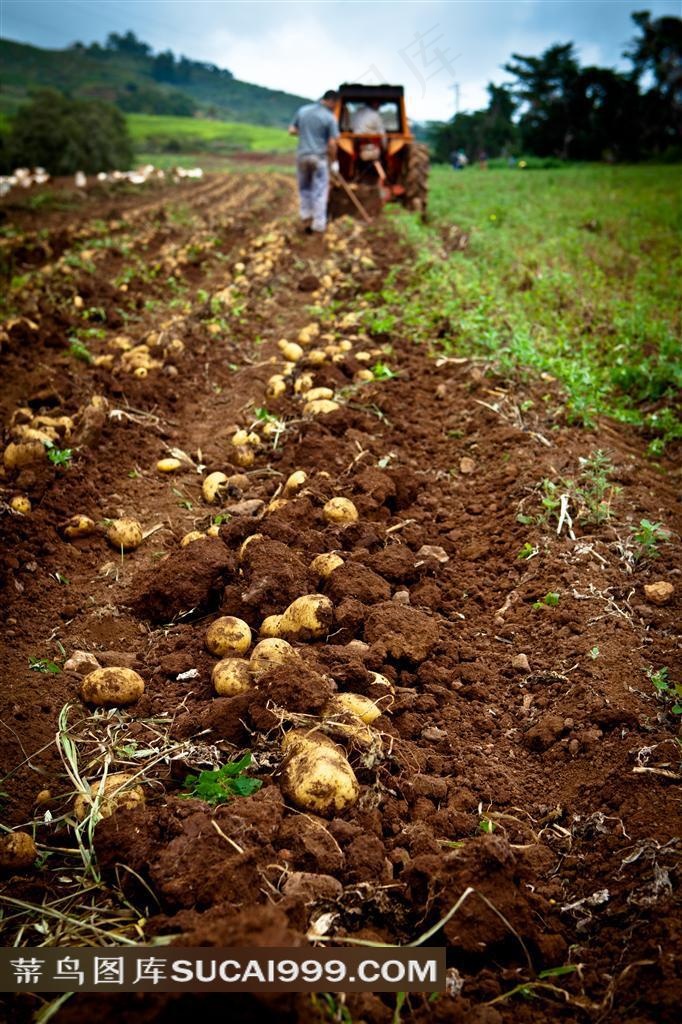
{"left": 10, "top": 496, "right": 31, "bottom": 514}
{"left": 232, "top": 444, "right": 255, "bottom": 469}
{"left": 0, "top": 832, "right": 37, "bottom": 870}
{"left": 278, "top": 594, "right": 333, "bottom": 641}
{"left": 306, "top": 349, "right": 327, "bottom": 365}
{"left": 339, "top": 340, "right": 353, "bottom": 352}
{"left": 206, "top": 524, "right": 221, "bottom": 538}
{"left": 281, "top": 728, "right": 340, "bottom": 759}
{"left": 262, "top": 420, "right": 282, "bottom": 438}
{"left": 205, "top": 616, "right": 252, "bottom": 657}
{"left": 304, "top": 387, "right": 334, "bottom": 402}
{"left": 245, "top": 432, "right": 261, "bottom": 447}
{"left": 310, "top": 552, "right": 344, "bottom": 578}
{"left": 298, "top": 323, "right": 320, "bottom": 345}
{"left": 63, "top": 514, "right": 96, "bottom": 539}
{"left": 323, "top": 497, "right": 358, "bottom": 524}
{"left": 13, "top": 425, "right": 56, "bottom": 445}
{"left": 283, "top": 470, "right": 307, "bottom": 497}
{"left": 369, "top": 671, "right": 395, "bottom": 691}
{"left": 74, "top": 772, "right": 145, "bottom": 822}
{"left": 249, "top": 638, "right": 298, "bottom": 676}
{"left": 294, "top": 373, "right": 315, "bottom": 395}
{"left": 212, "top": 657, "right": 252, "bottom": 696}
{"left": 3, "top": 441, "right": 45, "bottom": 470}
{"left": 304, "top": 399, "right": 340, "bottom": 416}
{"left": 81, "top": 667, "right": 145, "bottom": 706}
{"left": 134, "top": 366, "right": 148, "bottom": 378}
{"left": 280, "top": 747, "right": 359, "bottom": 816}
{"left": 180, "top": 530, "right": 208, "bottom": 547}
{"left": 157, "top": 457, "right": 183, "bottom": 473}
{"left": 202, "top": 471, "right": 228, "bottom": 503}
{"left": 259, "top": 614, "right": 283, "bottom": 638}
{"left": 355, "top": 351, "right": 372, "bottom": 362}
{"left": 355, "top": 369, "right": 374, "bottom": 382}
{"left": 266, "top": 375, "right": 287, "bottom": 399}
{"left": 231, "top": 429, "right": 249, "bottom": 446}
{"left": 106, "top": 518, "right": 143, "bottom": 550}
{"left": 267, "top": 498, "right": 289, "bottom": 513}
{"left": 278, "top": 341, "right": 304, "bottom": 362}
{"left": 325, "top": 692, "right": 382, "bottom": 724}
{"left": 239, "top": 533, "right": 263, "bottom": 561}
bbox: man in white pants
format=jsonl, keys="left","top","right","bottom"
{"left": 289, "top": 90, "right": 339, "bottom": 234}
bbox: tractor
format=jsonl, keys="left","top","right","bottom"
{"left": 329, "top": 83, "right": 429, "bottom": 220}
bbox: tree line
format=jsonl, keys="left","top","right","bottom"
{"left": 429, "top": 11, "right": 682, "bottom": 163}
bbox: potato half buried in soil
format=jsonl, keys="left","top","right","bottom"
{"left": 0, "top": 832, "right": 37, "bottom": 869}
{"left": 205, "top": 616, "right": 252, "bottom": 657}
{"left": 249, "top": 638, "right": 298, "bottom": 676}
{"left": 73, "top": 772, "right": 145, "bottom": 822}
{"left": 106, "top": 518, "right": 143, "bottom": 551}
{"left": 323, "top": 497, "right": 358, "bottom": 524}
{"left": 81, "top": 667, "right": 145, "bottom": 706}
{"left": 266, "top": 595, "right": 333, "bottom": 642}
{"left": 280, "top": 743, "right": 359, "bottom": 817}
{"left": 212, "top": 657, "right": 251, "bottom": 695}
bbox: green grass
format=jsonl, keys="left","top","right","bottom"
{"left": 126, "top": 114, "right": 296, "bottom": 155}
{"left": 371, "top": 164, "right": 681, "bottom": 452}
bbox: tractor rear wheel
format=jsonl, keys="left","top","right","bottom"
{"left": 402, "top": 142, "right": 429, "bottom": 215}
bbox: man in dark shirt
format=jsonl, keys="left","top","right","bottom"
{"left": 289, "top": 89, "right": 340, "bottom": 234}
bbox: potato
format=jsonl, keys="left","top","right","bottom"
{"left": 106, "top": 518, "right": 143, "bottom": 551}
{"left": 310, "top": 552, "right": 344, "bottom": 578}
{"left": 325, "top": 692, "right": 382, "bottom": 724}
{"left": 245, "top": 432, "right": 261, "bottom": 447}
{"left": 369, "top": 671, "right": 394, "bottom": 691}
{"left": 355, "top": 369, "right": 374, "bottom": 382}
{"left": 212, "top": 657, "right": 251, "bottom": 695}
{"left": 266, "top": 375, "right": 287, "bottom": 399}
{"left": 294, "top": 373, "right": 315, "bottom": 395}
{"left": 267, "top": 498, "right": 289, "bottom": 513}
{"left": 10, "top": 495, "right": 31, "bottom": 514}
{"left": 355, "top": 351, "right": 372, "bottom": 363}
{"left": 277, "top": 594, "right": 333, "bottom": 641}
{"left": 3, "top": 441, "right": 45, "bottom": 470}
{"left": 157, "top": 457, "right": 183, "bottom": 473}
{"left": 74, "top": 772, "right": 145, "bottom": 822}
{"left": 232, "top": 444, "right": 255, "bottom": 469}
{"left": 205, "top": 616, "right": 252, "bottom": 657}
{"left": 283, "top": 470, "right": 307, "bottom": 497}
{"left": 262, "top": 420, "right": 283, "bottom": 438}
{"left": 0, "top": 832, "right": 37, "bottom": 870}
{"left": 134, "top": 366, "right": 148, "bottom": 378}
{"left": 94, "top": 354, "right": 115, "bottom": 369}
{"left": 323, "top": 497, "right": 358, "bottom": 524}
{"left": 281, "top": 727, "right": 340, "bottom": 758}
{"left": 304, "top": 387, "right": 334, "bottom": 402}
{"left": 202, "top": 471, "right": 228, "bottom": 503}
{"left": 304, "top": 399, "right": 340, "bottom": 417}
{"left": 250, "top": 638, "right": 298, "bottom": 676}
{"left": 298, "top": 323, "right": 320, "bottom": 345}
{"left": 278, "top": 341, "right": 304, "bottom": 362}
{"left": 239, "top": 533, "right": 263, "bottom": 561}
{"left": 81, "top": 667, "right": 145, "bottom": 706}
{"left": 307, "top": 349, "right": 327, "bottom": 365}
{"left": 339, "top": 340, "right": 353, "bottom": 352}
{"left": 260, "top": 614, "right": 283, "bottom": 638}
{"left": 13, "top": 425, "right": 56, "bottom": 445}
{"left": 181, "top": 530, "right": 208, "bottom": 547}
{"left": 231, "top": 429, "right": 249, "bottom": 446}
{"left": 206, "top": 524, "right": 221, "bottom": 538}
{"left": 63, "top": 514, "right": 96, "bottom": 539}
{"left": 280, "top": 746, "right": 359, "bottom": 816}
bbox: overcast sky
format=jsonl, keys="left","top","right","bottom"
{"left": 2, "top": 0, "right": 680, "bottom": 120}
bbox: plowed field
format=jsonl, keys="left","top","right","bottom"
{"left": 0, "top": 172, "right": 680, "bottom": 1024}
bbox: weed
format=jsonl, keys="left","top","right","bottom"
{"left": 589, "top": 646, "right": 600, "bottom": 660}
{"left": 68, "top": 337, "right": 93, "bottom": 364}
{"left": 575, "top": 450, "right": 620, "bottom": 524}
{"left": 53, "top": 572, "right": 70, "bottom": 585}
{"left": 517, "top": 542, "right": 537, "bottom": 560}
{"left": 312, "top": 993, "right": 353, "bottom": 1024}
{"left": 646, "top": 666, "right": 682, "bottom": 714}
{"left": 533, "top": 592, "right": 560, "bottom": 609}
{"left": 631, "top": 519, "right": 670, "bottom": 561}
{"left": 45, "top": 444, "right": 73, "bottom": 467}
{"left": 371, "top": 362, "right": 397, "bottom": 381}
{"left": 479, "top": 817, "right": 497, "bottom": 834}
{"left": 181, "top": 753, "right": 262, "bottom": 805}
{"left": 28, "top": 657, "right": 61, "bottom": 674}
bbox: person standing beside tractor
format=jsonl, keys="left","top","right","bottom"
{"left": 289, "top": 90, "right": 340, "bottom": 234}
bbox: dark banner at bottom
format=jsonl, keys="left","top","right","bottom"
{"left": 0, "top": 947, "right": 446, "bottom": 993}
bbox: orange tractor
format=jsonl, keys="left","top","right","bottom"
{"left": 329, "top": 83, "right": 429, "bottom": 220}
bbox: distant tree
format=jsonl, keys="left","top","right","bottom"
{"left": 428, "top": 83, "right": 519, "bottom": 162}
{"left": 504, "top": 43, "right": 582, "bottom": 157}
{"left": 625, "top": 10, "right": 682, "bottom": 152}
{"left": 105, "top": 31, "right": 151, "bottom": 57}
{"left": 8, "top": 89, "right": 133, "bottom": 174}
{"left": 117, "top": 82, "right": 196, "bottom": 117}
{"left": 152, "top": 50, "right": 177, "bottom": 82}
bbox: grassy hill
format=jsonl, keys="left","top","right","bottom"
{"left": 0, "top": 37, "right": 310, "bottom": 127}
{"left": 127, "top": 113, "right": 295, "bottom": 154}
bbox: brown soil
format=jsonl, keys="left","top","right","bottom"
{"left": 0, "top": 172, "right": 680, "bottom": 1024}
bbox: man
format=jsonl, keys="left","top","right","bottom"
{"left": 352, "top": 99, "right": 386, "bottom": 162}
{"left": 289, "top": 89, "right": 339, "bottom": 234}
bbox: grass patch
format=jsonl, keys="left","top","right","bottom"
{"left": 127, "top": 114, "right": 296, "bottom": 155}
{"left": 367, "top": 164, "right": 681, "bottom": 452}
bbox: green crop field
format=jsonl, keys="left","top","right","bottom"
{"left": 125, "top": 114, "right": 296, "bottom": 154}
{"left": 370, "top": 164, "right": 681, "bottom": 454}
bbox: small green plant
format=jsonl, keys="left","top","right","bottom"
{"left": 588, "top": 646, "right": 600, "bottom": 660}
{"left": 53, "top": 572, "right": 70, "bottom": 585}
{"left": 212, "top": 513, "right": 230, "bottom": 526}
{"left": 254, "top": 406, "right": 276, "bottom": 422}
{"left": 28, "top": 656, "right": 61, "bottom": 674}
{"left": 68, "top": 337, "right": 93, "bottom": 364}
{"left": 646, "top": 666, "right": 682, "bottom": 714}
{"left": 45, "top": 444, "right": 73, "bottom": 466}
{"left": 181, "top": 753, "right": 262, "bottom": 805}
{"left": 533, "top": 591, "right": 560, "bottom": 609}
{"left": 371, "top": 361, "right": 397, "bottom": 381}
{"left": 479, "top": 817, "right": 496, "bottom": 834}
{"left": 632, "top": 519, "right": 670, "bottom": 561}
{"left": 575, "top": 450, "right": 619, "bottom": 524}
{"left": 517, "top": 542, "right": 536, "bottom": 560}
